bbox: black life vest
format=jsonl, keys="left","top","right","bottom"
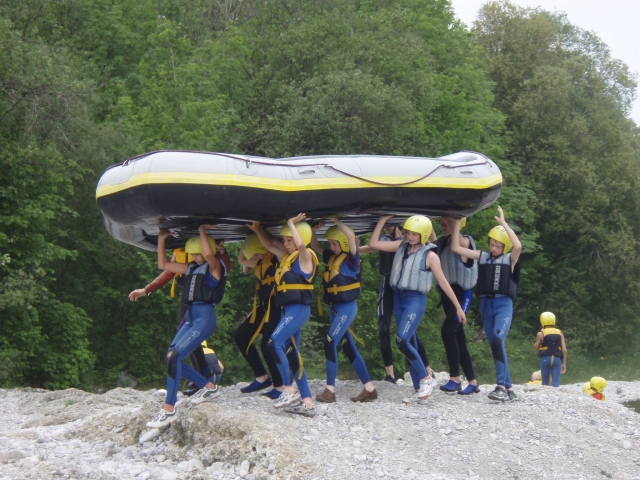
{"left": 254, "top": 252, "right": 277, "bottom": 304}
{"left": 181, "top": 261, "right": 226, "bottom": 305}
{"left": 378, "top": 235, "right": 396, "bottom": 275}
{"left": 321, "top": 252, "right": 361, "bottom": 305}
{"left": 476, "top": 251, "right": 519, "bottom": 300}
{"left": 538, "top": 328, "right": 563, "bottom": 358}
{"left": 274, "top": 250, "right": 319, "bottom": 307}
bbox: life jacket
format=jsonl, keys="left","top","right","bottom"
{"left": 538, "top": 328, "right": 563, "bottom": 358}
{"left": 476, "top": 251, "right": 519, "bottom": 300}
{"left": 274, "top": 250, "right": 319, "bottom": 307}
{"left": 378, "top": 235, "right": 396, "bottom": 275}
{"left": 321, "top": 252, "right": 361, "bottom": 305}
{"left": 181, "top": 261, "right": 226, "bottom": 305}
{"left": 434, "top": 234, "right": 478, "bottom": 291}
{"left": 247, "top": 253, "right": 277, "bottom": 325}
{"left": 390, "top": 242, "right": 436, "bottom": 294}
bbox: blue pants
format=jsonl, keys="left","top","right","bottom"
{"left": 165, "top": 304, "right": 217, "bottom": 406}
{"left": 267, "top": 303, "right": 312, "bottom": 399}
{"left": 540, "top": 355, "right": 561, "bottom": 387}
{"left": 325, "top": 301, "right": 371, "bottom": 386}
{"left": 394, "top": 290, "right": 428, "bottom": 386}
{"left": 480, "top": 296, "right": 513, "bottom": 389}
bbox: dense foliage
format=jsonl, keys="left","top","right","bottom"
{"left": 0, "top": 0, "right": 638, "bottom": 390}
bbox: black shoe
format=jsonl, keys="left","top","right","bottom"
{"left": 384, "top": 375, "right": 397, "bottom": 384}
{"left": 507, "top": 390, "right": 516, "bottom": 402}
{"left": 488, "top": 386, "right": 508, "bottom": 402}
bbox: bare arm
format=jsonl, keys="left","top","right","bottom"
{"left": 157, "top": 231, "right": 189, "bottom": 275}
{"left": 247, "top": 221, "right": 287, "bottom": 260}
{"left": 451, "top": 219, "right": 481, "bottom": 260}
{"left": 237, "top": 248, "right": 260, "bottom": 271}
{"left": 369, "top": 216, "right": 403, "bottom": 252}
{"left": 331, "top": 217, "right": 357, "bottom": 256}
{"left": 495, "top": 206, "right": 522, "bottom": 269}
{"left": 560, "top": 333, "right": 567, "bottom": 373}
{"left": 533, "top": 331, "right": 543, "bottom": 352}
{"left": 359, "top": 245, "right": 378, "bottom": 255}
{"left": 310, "top": 221, "right": 326, "bottom": 255}
{"left": 199, "top": 225, "right": 222, "bottom": 281}
{"left": 427, "top": 252, "right": 466, "bottom": 324}
{"left": 288, "top": 214, "right": 313, "bottom": 274}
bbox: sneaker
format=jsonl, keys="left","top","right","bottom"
{"left": 260, "top": 388, "right": 283, "bottom": 400}
{"left": 284, "top": 403, "right": 316, "bottom": 417}
{"left": 146, "top": 409, "right": 178, "bottom": 429}
{"left": 190, "top": 385, "right": 221, "bottom": 404}
{"left": 240, "top": 377, "right": 272, "bottom": 394}
{"left": 488, "top": 386, "right": 508, "bottom": 402}
{"left": 315, "top": 388, "right": 336, "bottom": 403}
{"left": 402, "top": 394, "right": 428, "bottom": 405}
{"left": 383, "top": 375, "right": 397, "bottom": 384}
{"left": 273, "top": 390, "right": 301, "bottom": 409}
{"left": 182, "top": 386, "right": 200, "bottom": 397}
{"left": 417, "top": 378, "right": 434, "bottom": 400}
{"left": 507, "top": 390, "right": 517, "bottom": 402}
{"left": 458, "top": 384, "right": 481, "bottom": 395}
{"left": 439, "top": 380, "right": 462, "bottom": 393}
{"left": 350, "top": 388, "right": 378, "bottom": 403}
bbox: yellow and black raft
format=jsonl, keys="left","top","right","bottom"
{"left": 96, "top": 150, "right": 502, "bottom": 250}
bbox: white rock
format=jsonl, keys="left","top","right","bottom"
{"left": 614, "top": 433, "right": 625, "bottom": 440}
{"left": 139, "top": 429, "right": 162, "bottom": 444}
{"left": 240, "top": 460, "right": 250, "bottom": 476}
{"left": 207, "top": 462, "right": 225, "bottom": 474}
{"left": 353, "top": 440, "right": 362, "bottom": 447}
{"left": 99, "top": 461, "right": 118, "bottom": 473}
{"left": 623, "top": 441, "right": 633, "bottom": 450}
{"left": 161, "top": 471, "right": 179, "bottom": 480}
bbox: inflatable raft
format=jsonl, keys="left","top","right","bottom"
{"left": 96, "top": 150, "right": 502, "bottom": 251}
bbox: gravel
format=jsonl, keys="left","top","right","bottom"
{"left": 1, "top": 377, "right": 640, "bottom": 479}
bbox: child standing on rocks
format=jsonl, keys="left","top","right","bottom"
{"left": 533, "top": 312, "right": 567, "bottom": 387}
{"left": 451, "top": 207, "right": 522, "bottom": 402}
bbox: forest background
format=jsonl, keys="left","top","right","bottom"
{"left": 1, "top": 0, "right": 639, "bottom": 390}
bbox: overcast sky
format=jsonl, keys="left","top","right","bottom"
{"left": 450, "top": 0, "right": 640, "bottom": 125}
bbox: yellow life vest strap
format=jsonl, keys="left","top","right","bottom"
{"left": 347, "top": 327, "right": 365, "bottom": 346}
{"left": 326, "top": 282, "right": 361, "bottom": 295}
{"left": 246, "top": 296, "right": 274, "bottom": 354}
{"left": 261, "top": 275, "right": 275, "bottom": 285}
{"left": 276, "top": 283, "right": 315, "bottom": 293}
{"left": 170, "top": 277, "right": 177, "bottom": 298}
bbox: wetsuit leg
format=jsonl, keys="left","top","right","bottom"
{"left": 481, "top": 296, "right": 513, "bottom": 389}
{"left": 440, "top": 286, "right": 476, "bottom": 380}
{"left": 260, "top": 306, "right": 285, "bottom": 388}
{"left": 540, "top": 356, "right": 552, "bottom": 386}
{"left": 165, "top": 304, "right": 217, "bottom": 406}
{"left": 189, "top": 345, "right": 209, "bottom": 378}
{"left": 234, "top": 308, "right": 268, "bottom": 379}
{"left": 550, "top": 356, "right": 561, "bottom": 387}
{"left": 414, "top": 335, "right": 429, "bottom": 372}
{"left": 267, "top": 303, "right": 310, "bottom": 388}
{"left": 394, "top": 290, "right": 428, "bottom": 383}
{"left": 377, "top": 275, "right": 395, "bottom": 368}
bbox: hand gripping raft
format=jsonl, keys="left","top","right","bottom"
{"left": 96, "top": 150, "right": 502, "bottom": 250}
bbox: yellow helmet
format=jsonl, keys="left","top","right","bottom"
{"left": 459, "top": 217, "right": 467, "bottom": 229}
{"left": 590, "top": 376, "right": 607, "bottom": 393}
{"left": 488, "top": 225, "right": 513, "bottom": 253}
{"left": 242, "top": 234, "right": 267, "bottom": 259}
{"left": 403, "top": 215, "right": 432, "bottom": 244}
{"left": 325, "top": 225, "right": 352, "bottom": 252}
{"left": 582, "top": 382, "right": 594, "bottom": 393}
{"left": 184, "top": 235, "right": 216, "bottom": 256}
{"left": 279, "top": 222, "right": 312, "bottom": 246}
{"left": 540, "top": 312, "right": 556, "bottom": 328}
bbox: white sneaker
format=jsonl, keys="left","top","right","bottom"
{"left": 190, "top": 385, "right": 221, "bottom": 404}
{"left": 417, "top": 378, "right": 434, "bottom": 400}
{"left": 273, "top": 390, "right": 301, "bottom": 409}
{"left": 146, "top": 409, "right": 177, "bottom": 429}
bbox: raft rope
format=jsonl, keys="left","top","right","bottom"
{"left": 119, "top": 150, "right": 492, "bottom": 188}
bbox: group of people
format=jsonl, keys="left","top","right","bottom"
{"left": 132, "top": 206, "right": 531, "bottom": 427}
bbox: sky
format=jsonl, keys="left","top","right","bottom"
{"left": 450, "top": 0, "right": 640, "bottom": 125}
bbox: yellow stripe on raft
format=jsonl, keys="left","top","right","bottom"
{"left": 96, "top": 171, "right": 503, "bottom": 199}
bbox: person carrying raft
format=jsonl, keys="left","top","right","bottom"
{"left": 451, "top": 206, "right": 521, "bottom": 402}
{"left": 534, "top": 312, "right": 567, "bottom": 387}
{"left": 369, "top": 215, "right": 467, "bottom": 404}
{"left": 248, "top": 214, "right": 318, "bottom": 417}
{"left": 310, "top": 218, "right": 377, "bottom": 403}
{"left": 235, "top": 233, "right": 300, "bottom": 399}
{"left": 146, "top": 225, "right": 227, "bottom": 429}
{"left": 431, "top": 217, "right": 480, "bottom": 395}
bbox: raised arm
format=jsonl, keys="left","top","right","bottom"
{"left": 199, "top": 225, "right": 222, "bottom": 281}
{"left": 368, "top": 216, "right": 402, "bottom": 252}
{"left": 451, "top": 219, "right": 481, "bottom": 260}
{"left": 427, "top": 252, "right": 466, "bottom": 324}
{"left": 288, "top": 213, "right": 313, "bottom": 274}
{"left": 331, "top": 217, "right": 357, "bottom": 256}
{"left": 495, "top": 206, "right": 522, "bottom": 268}
{"left": 246, "top": 221, "right": 287, "bottom": 260}
{"left": 157, "top": 230, "right": 189, "bottom": 275}
{"left": 237, "top": 247, "right": 259, "bottom": 273}
{"left": 310, "top": 221, "right": 326, "bottom": 255}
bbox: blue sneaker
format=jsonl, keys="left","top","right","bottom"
{"left": 240, "top": 377, "right": 272, "bottom": 394}
{"left": 458, "top": 384, "right": 481, "bottom": 395}
{"left": 260, "top": 388, "right": 282, "bottom": 399}
{"left": 439, "top": 380, "right": 462, "bottom": 393}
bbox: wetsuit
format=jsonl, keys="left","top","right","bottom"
{"left": 321, "top": 249, "right": 371, "bottom": 387}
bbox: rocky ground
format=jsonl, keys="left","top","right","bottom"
{"left": 2, "top": 376, "right": 640, "bottom": 480}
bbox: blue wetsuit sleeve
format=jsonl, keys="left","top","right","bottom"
{"left": 344, "top": 251, "right": 361, "bottom": 274}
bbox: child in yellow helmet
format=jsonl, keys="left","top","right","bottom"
{"left": 533, "top": 312, "right": 567, "bottom": 387}
{"left": 584, "top": 377, "right": 607, "bottom": 400}
{"left": 451, "top": 206, "right": 522, "bottom": 402}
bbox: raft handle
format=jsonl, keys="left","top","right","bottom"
{"left": 297, "top": 168, "right": 316, "bottom": 174}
